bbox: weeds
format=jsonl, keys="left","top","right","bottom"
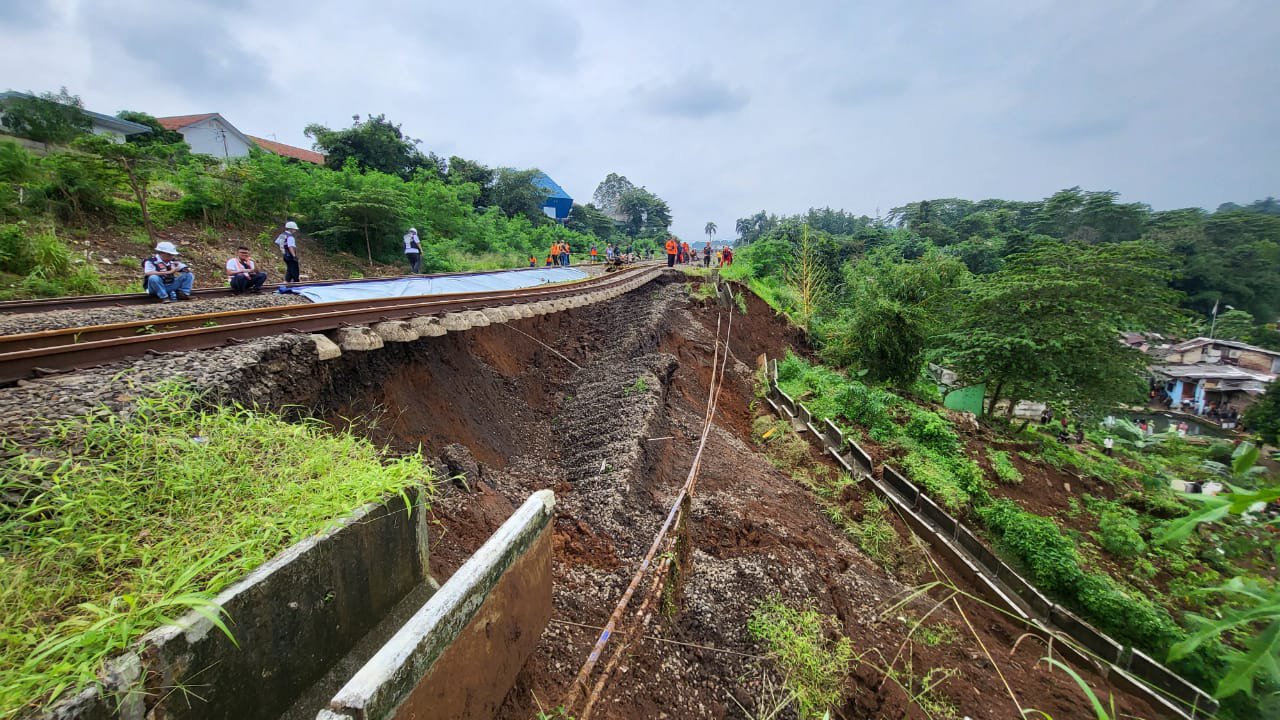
{"left": 748, "top": 598, "right": 853, "bottom": 718}
{"left": 623, "top": 377, "right": 649, "bottom": 396}
{"left": 987, "top": 448, "right": 1023, "bottom": 484}
{"left": 0, "top": 383, "right": 434, "bottom": 715}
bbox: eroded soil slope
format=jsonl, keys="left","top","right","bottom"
{"left": 316, "top": 275, "right": 1162, "bottom": 719}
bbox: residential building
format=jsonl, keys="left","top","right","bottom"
{"left": 155, "top": 113, "right": 255, "bottom": 159}
{"left": 0, "top": 90, "right": 151, "bottom": 143}
{"left": 532, "top": 172, "right": 572, "bottom": 222}
{"left": 1150, "top": 337, "right": 1279, "bottom": 413}
{"left": 246, "top": 135, "right": 326, "bottom": 165}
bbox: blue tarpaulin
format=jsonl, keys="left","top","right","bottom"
{"left": 289, "top": 267, "right": 589, "bottom": 304}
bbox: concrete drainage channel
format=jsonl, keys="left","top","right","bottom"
{"left": 46, "top": 488, "right": 553, "bottom": 720}
{"left": 761, "top": 358, "right": 1217, "bottom": 720}
{"left": 43, "top": 271, "right": 662, "bottom": 720}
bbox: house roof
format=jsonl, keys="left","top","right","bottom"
{"left": 532, "top": 172, "right": 572, "bottom": 201}
{"left": 154, "top": 113, "right": 217, "bottom": 130}
{"left": 1151, "top": 363, "right": 1275, "bottom": 384}
{"left": 0, "top": 91, "right": 152, "bottom": 135}
{"left": 1169, "top": 337, "right": 1280, "bottom": 358}
{"left": 247, "top": 135, "right": 326, "bottom": 165}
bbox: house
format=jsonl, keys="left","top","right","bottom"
{"left": 156, "top": 113, "right": 326, "bottom": 165}
{"left": 532, "top": 172, "right": 573, "bottom": 222}
{"left": 0, "top": 90, "right": 151, "bottom": 144}
{"left": 1149, "top": 337, "right": 1279, "bottom": 413}
{"left": 155, "top": 113, "right": 256, "bottom": 159}
{"left": 1163, "top": 337, "right": 1280, "bottom": 375}
{"left": 246, "top": 135, "right": 326, "bottom": 165}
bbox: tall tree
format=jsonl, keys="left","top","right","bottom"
{"left": 74, "top": 134, "right": 181, "bottom": 242}
{"left": 316, "top": 185, "right": 409, "bottom": 266}
{"left": 444, "top": 156, "right": 494, "bottom": 208}
{"left": 822, "top": 249, "right": 968, "bottom": 386}
{"left": 788, "top": 225, "right": 829, "bottom": 326}
{"left": 304, "top": 114, "right": 428, "bottom": 179}
{"left": 941, "top": 240, "right": 1178, "bottom": 417}
{"left": 592, "top": 173, "right": 636, "bottom": 216}
{"left": 0, "top": 88, "right": 91, "bottom": 145}
{"left": 704, "top": 220, "right": 717, "bottom": 244}
{"left": 489, "top": 168, "right": 549, "bottom": 224}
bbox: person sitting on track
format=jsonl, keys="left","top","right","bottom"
{"left": 143, "top": 241, "right": 194, "bottom": 303}
{"left": 225, "top": 245, "right": 267, "bottom": 294}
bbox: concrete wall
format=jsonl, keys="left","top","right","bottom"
{"left": 762, "top": 363, "right": 1217, "bottom": 719}
{"left": 44, "top": 487, "right": 432, "bottom": 720}
{"left": 322, "top": 490, "right": 556, "bottom": 720}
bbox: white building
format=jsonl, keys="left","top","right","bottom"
{"left": 155, "top": 113, "right": 256, "bottom": 160}
{"left": 0, "top": 90, "right": 151, "bottom": 143}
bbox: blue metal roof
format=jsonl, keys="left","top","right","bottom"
{"left": 532, "top": 172, "right": 572, "bottom": 201}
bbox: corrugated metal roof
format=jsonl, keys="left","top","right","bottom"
{"left": 1169, "top": 337, "right": 1280, "bottom": 357}
{"left": 0, "top": 91, "right": 151, "bottom": 135}
{"left": 532, "top": 172, "right": 572, "bottom": 201}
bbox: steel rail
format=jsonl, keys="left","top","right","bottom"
{"left": 0, "top": 267, "right": 656, "bottom": 385}
{"left": 0, "top": 265, "right": 608, "bottom": 315}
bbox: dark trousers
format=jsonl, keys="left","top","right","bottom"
{"left": 230, "top": 272, "right": 267, "bottom": 293}
{"left": 703, "top": 255, "right": 710, "bottom": 267}
{"left": 667, "top": 253, "right": 676, "bottom": 267}
{"left": 283, "top": 254, "right": 300, "bottom": 283}
{"left": 407, "top": 252, "right": 421, "bottom": 274}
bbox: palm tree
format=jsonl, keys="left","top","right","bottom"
{"left": 704, "top": 221, "right": 717, "bottom": 244}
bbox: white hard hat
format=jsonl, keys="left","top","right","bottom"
{"left": 154, "top": 241, "right": 180, "bottom": 255}
{"left": 409, "top": 227, "right": 417, "bottom": 234}
{"left": 284, "top": 221, "right": 299, "bottom": 230}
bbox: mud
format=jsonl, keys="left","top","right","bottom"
{"left": 315, "top": 276, "right": 1168, "bottom": 719}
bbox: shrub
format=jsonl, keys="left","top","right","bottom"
{"left": 748, "top": 598, "right": 853, "bottom": 718}
{"left": 1097, "top": 508, "right": 1147, "bottom": 558}
{"left": 987, "top": 449, "right": 1023, "bottom": 484}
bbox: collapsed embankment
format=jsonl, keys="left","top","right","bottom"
{"left": 1, "top": 271, "right": 1176, "bottom": 718}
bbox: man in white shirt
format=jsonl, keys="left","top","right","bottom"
{"left": 404, "top": 227, "right": 422, "bottom": 274}
{"left": 226, "top": 246, "right": 267, "bottom": 294}
{"left": 142, "top": 241, "right": 194, "bottom": 303}
{"left": 275, "top": 220, "right": 301, "bottom": 283}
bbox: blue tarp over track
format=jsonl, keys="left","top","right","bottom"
{"left": 289, "top": 267, "right": 590, "bottom": 304}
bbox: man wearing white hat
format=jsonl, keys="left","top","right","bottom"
{"left": 403, "top": 227, "right": 422, "bottom": 274}
{"left": 143, "top": 241, "right": 194, "bottom": 303}
{"left": 275, "top": 220, "right": 301, "bottom": 283}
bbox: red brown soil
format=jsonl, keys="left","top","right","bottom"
{"left": 318, "top": 276, "right": 1169, "bottom": 719}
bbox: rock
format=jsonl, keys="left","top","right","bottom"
{"left": 438, "top": 443, "right": 483, "bottom": 490}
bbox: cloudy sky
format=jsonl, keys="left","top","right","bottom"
{"left": 3, "top": 0, "right": 1277, "bottom": 240}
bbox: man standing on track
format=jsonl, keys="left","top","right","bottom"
{"left": 404, "top": 227, "right": 422, "bottom": 274}
{"left": 703, "top": 242, "right": 712, "bottom": 267}
{"left": 143, "top": 241, "right": 194, "bottom": 303}
{"left": 225, "top": 245, "right": 267, "bottom": 294}
{"left": 559, "top": 241, "right": 570, "bottom": 267}
{"left": 664, "top": 236, "right": 678, "bottom": 267}
{"left": 681, "top": 240, "right": 691, "bottom": 265}
{"left": 275, "top": 220, "right": 301, "bottom": 283}
{"left": 590, "top": 245, "right": 598, "bottom": 263}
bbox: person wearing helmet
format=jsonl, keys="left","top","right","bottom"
{"left": 142, "top": 241, "right": 194, "bottom": 303}
{"left": 403, "top": 227, "right": 422, "bottom": 274}
{"left": 275, "top": 221, "right": 301, "bottom": 283}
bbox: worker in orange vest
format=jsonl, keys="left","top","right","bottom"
{"left": 680, "top": 241, "right": 691, "bottom": 264}
{"left": 590, "top": 245, "right": 598, "bottom": 263}
{"left": 664, "top": 237, "right": 678, "bottom": 267}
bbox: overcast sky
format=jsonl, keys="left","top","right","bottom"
{"left": 3, "top": 0, "right": 1277, "bottom": 240}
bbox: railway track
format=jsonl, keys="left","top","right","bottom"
{"left": 0, "top": 266, "right": 657, "bottom": 386}
{"left": 0, "top": 266, "right": 599, "bottom": 315}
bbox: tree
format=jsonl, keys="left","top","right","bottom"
{"left": 704, "top": 221, "right": 717, "bottom": 244}
{"left": 787, "top": 225, "right": 828, "bottom": 324}
{"left": 445, "top": 156, "right": 494, "bottom": 207}
{"left": 116, "top": 111, "right": 185, "bottom": 146}
{"left": 316, "top": 185, "right": 409, "bottom": 266}
{"left": 616, "top": 187, "right": 670, "bottom": 237}
{"left": 822, "top": 249, "right": 967, "bottom": 386}
{"left": 567, "top": 203, "right": 616, "bottom": 240}
{"left": 489, "top": 168, "right": 549, "bottom": 224}
{"left": 734, "top": 210, "right": 778, "bottom": 244}
{"left": 74, "top": 134, "right": 181, "bottom": 242}
{"left": 940, "top": 240, "right": 1179, "bottom": 417}
{"left": 0, "top": 88, "right": 91, "bottom": 145}
{"left": 1212, "top": 308, "right": 1256, "bottom": 342}
{"left": 1244, "top": 380, "right": 1280, "bottom": 446}
{"left": 304, "top": 114, "right": 428, "bottom": 179}
{"left": 592, "top": 173, "right": 636, "bottom": 215}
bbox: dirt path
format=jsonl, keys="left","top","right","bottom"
{"left": 317, "top": 276, "right": 1164, "bottom": 719}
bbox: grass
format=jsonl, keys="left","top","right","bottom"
{"left": 0, "top": 384, "right": 435, "bottom": 716}
{"left": 986, "top": 448, "right": 1023, "bottom": 484}
{"left": 748, "top": 598, "right": 853, "bottom": 719}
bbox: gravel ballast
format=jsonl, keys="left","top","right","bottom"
{"left": 0, "top": 293, "right": 310, "bottom": 336}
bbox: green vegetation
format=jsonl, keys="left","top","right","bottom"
{"left": 748, "top": 598, "right": 853, "bottom": 719}
{"left": 0, "top": 385, "right": 434, "bottom": 715}
{"left": 770, "top": 352, "right": 1275, "bottom": 716}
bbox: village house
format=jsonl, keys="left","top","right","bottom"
{"left": 1150, "top": 337, "right": 1279, "bottom": 414}
{"left": 0, "top": 90, "right": 152, "bottom": 145}
{"left": 155, "top": 113, "right": 325, "bottom": 165}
